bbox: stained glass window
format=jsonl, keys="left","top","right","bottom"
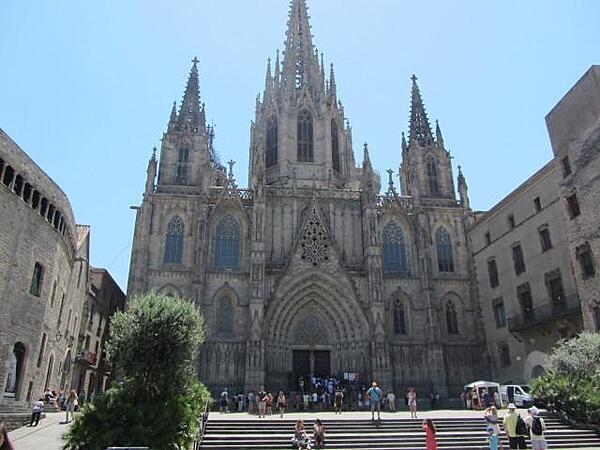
{"left": 446, "top": 301, "right": 459, "bottom": 334}
{"left": 383, "top": 223, "right": 408, "bottom": 273}
{"left": 297, "top": 110, "right": 313, "bottom": 162}
{"left": 164, "top": 215, "right": 184, "bottom": 264}
{"left": 427, "top": 157, "right": 439, "bottom": 195}
{"left": 436, "top": 227, "right": 454, "bottom": 272}
{"left": 214, "top": 215, "right": 240, "bottom": 269}
{"left": 217, "top": 296, "right": 233, "bottom": 333}
{"left": 393, "top": 299, "right": 407, "bottom": 335}
{"left": 266, "top": 117, "right": 278, "bottom": 168}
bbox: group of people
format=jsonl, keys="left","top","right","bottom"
{"left": 29, "top": 389, "right": 80, "bottom": 427}
{"left": 462, "top": 387, "right": 502, "bottom": 410}
{"left": 497, "top": 404, "right": 547, "bottom": 450}
{"left": 291, "top": 419, "right": 325, "bottom": 449}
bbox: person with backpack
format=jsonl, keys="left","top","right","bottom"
{"left": 366, "top": 381, "right": 383, "bottom": 421}
{"left": 502, "top": 403, "right": 528, "bottom": 449}
{"left": 525, "top": 406, "right": 547, "bottom": 450}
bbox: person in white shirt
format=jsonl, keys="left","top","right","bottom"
{"left": 30, "top": 398, "right": 44, "bottom": 427}
{"left": 386, "top": 392, "right": 396, "bottom": 412}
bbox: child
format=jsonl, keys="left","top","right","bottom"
{"left": 313, "top": 418, "right": 325, "bottom": 448}
{"left": 422, "top": 418, "right": 437, "bottom": 450}
{"left": 488, "top": 427, "right": 499, "bottom": 450}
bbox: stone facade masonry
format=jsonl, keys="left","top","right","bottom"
{"left": 546, "top": 65, "right": 600, "bottom": 331}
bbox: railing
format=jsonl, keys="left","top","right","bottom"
{"left": 193, "top": 401, "right": 210, "bottom": 450}
{"left": 507, "top": 293, "right": 581, "bottom": 333}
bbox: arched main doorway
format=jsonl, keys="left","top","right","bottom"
{"left": 265, "top": 273, "right": 369, "bottom": 390}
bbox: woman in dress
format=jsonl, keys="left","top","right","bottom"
{"left": 408, "top": 388, "right": 418, "bottom": 418}
{"left": 65, "top": 389, "right": 79, "bottom": 423}
{"left": 421, "top": 418, "right": 437, "bottom": 450}
{"left": 277, "top": 391, "right": 286, "bottom": 418}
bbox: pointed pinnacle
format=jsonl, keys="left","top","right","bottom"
{"left": 178, "top": 58, "right": 203, "bottom": 131}
{"left": 409, "top": 74, "right": 433, "bottom": 146}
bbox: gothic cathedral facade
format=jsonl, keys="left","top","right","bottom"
{"left": 127, "top": 0, "right": 487, "bottom": 396}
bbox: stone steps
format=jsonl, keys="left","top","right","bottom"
{"left": 200, "top": 417, "right": 600, "bottom": 449}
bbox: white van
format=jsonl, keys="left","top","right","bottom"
{"left": 500, "top": 384, "right": 533, "bottom": 407}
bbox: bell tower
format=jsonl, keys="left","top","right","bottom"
{"left": 400, "top": 75, "right": 456, "bottom": 206}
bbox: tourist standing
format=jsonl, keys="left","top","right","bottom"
{"left": 277, "top": 391, "right": 286, "bottom": 417}
{"left": 220, "top": 388, "right": 229, "bottom": 413}
{"left": 502, "top": 403, "right": 528, "bottom": 449}
{"left": 484, "top": 406, "right": 504, "bottom": 450}
{"left": 248, "top": 390, "right": 256, "bottom": 415}
{"left": 266, "top": 392, "right": 274, "bottom": 416}
{"left": 30, "top": 397, "right": 44, "bottom": 426}
{"left": 258, "top": 386, "right": 267, "bottom": 418}
{"left": 525, "top": 406, "right": 547, "bottom": 450}
{"left": 408, "top": 388, "right": 418, "bottom": 418}
{"left": 422, "top": 418, "right": 437, "bottom": 450}
{"left": 387, "top": 391, "right": 396, "bottom": 412}
{"left": 366, "top": 381, "right": 382, "bottom": 421}
{"left": 65, "top": 390, "right": 78, "bottom": 423}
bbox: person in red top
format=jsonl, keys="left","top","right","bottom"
{"left": 265, "top": 392, "right": 274, "bottom": 416}
{"left": 421, "top": 418, "right": 437, "bottom": 450}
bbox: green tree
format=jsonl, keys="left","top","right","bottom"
{"left": 531, "top": 332, "right": 600, "bottom": 425}
{"left": 63, "top": 292, "right": 211, "bottom": 450}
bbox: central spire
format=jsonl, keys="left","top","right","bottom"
{"left": 178, "top": 57, "right": 205, "bottom": 132}
{"left": 282, "top": 0, "right": 321, "bottom": 92}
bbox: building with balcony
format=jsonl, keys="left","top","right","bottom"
{"left": 72, "top": 268, "right": 125, "bottom": 400}
{"left": 469, "top": 160, "right": 583, "bottom": 383}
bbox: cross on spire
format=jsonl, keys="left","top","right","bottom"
{"left": 191, "top": 56, "right": 199, "bottom": 65}
{"left": 227, "top": 159, "right": 236, "bottom": 178}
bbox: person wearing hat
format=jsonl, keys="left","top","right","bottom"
{"left": 525, "top": 406, "right": 547, "bottom": 450}
{"left": 502, "top": 403, "right": 528, "bottom": 449}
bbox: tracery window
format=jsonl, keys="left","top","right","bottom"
{"left": 393, "top": 299, "right": 407, "bottom": 335}
{"left": 217, "top": 295, "right": 234, "bottom": 333}
{"left": 331, "top": 119, "right": 340, "bottom": 172}
{"left": 300, "top": 208, "right": 328, "bottom": 265}
{"left": 164, "top": 215, "right": 184, "bottom": 264}
{"left": 382, "top": 223, "right": 408, "bottom": 273}
{"left": 266, "top": 117, "right": 278, "bottom": 168}
{"left": 445, "top": 300, "right": 459, "bottom": 335}
{"left": 214, "top": 215, "right": 240, "bottom": 269}
{"left": 427, "top": 157, "right": 439, "bottom": 195}
{"left": 436, "top": 227, "right": 454, "bottom": 272}
{"left": 297, "top": 110, "right": 313, "bottom": 162}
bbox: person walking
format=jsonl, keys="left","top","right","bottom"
{"left": 502, "top": 403, "right": 528, "bottom": 449}
{"left": 334, "top": 389, "right": 344, "bottom": 415}
{"left": 65, "top": 389, "right": 78, "bottom": 423}
{"left": 525, "top": 406, "right": 547, "bottom": 450}
{"left": 366, "top": 381, "right": 383, "bottom": 421}
{"left": 265, "top": 392, "right": 274, "bottom": 416}
{"left": 277, "top": 391, "right": 286, "bottom": 418}
{"left": 422, "top": 418, "right": 437, "bottom": 450}
{"left": 30, "top": 397, "right": 44, "bottom": 426}
{"left": 408, "top": 388, "right": 418, "bottom": 418}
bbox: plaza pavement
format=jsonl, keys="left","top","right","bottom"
{"left": 8, "top": 410, "right": 72, "bottom": 450}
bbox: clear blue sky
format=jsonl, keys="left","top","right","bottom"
{"left": 1, "top": 1, "right": 598, "bottom": 291}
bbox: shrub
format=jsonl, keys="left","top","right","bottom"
{"left": 63, "top": 292, "right": 210, "bottom": 450}
{"left": 531, "top": 332, "right": 600, "bottom": 425}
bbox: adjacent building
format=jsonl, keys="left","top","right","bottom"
{"left": 545, "top": 65, "right": 600, "bottom": 332}
{"left": 469, "top": 160, "right": 582, "bottom": 383}
{"left": 0, "top": 129, "right": 123, "bottom": 411}
{"left": 71, "top": 268, "right": 125, "bottom": 400}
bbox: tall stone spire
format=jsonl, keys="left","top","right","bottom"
{"left": 281, "top": 0, "right": 321, "bottom": 92}
{"left": 409, "top": 74, "right": 434, "bottom": 146}
{"left": 178, "top": 57, "right": 205, "bottom": 132}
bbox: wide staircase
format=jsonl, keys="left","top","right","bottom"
{"left": 200, "top": 415, "right": 600, "bottom": 449}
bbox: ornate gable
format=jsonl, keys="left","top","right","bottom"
{"left": 299, "top": 206, "right": 329, "bottom": 265}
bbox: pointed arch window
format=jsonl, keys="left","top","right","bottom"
{"left": 176, "top": 147, "right": 189, "bottom": 184}
{"left": 331, "top": 119, "right": 340, "bottom": 172}
{"left": 297, "top": 110, "right": 314, "bottom": 162}
{"left": 393, "top": 299, "right": 408, "bottom": 335}
{"left": 164, "top": 215, "right": 184, "bottom": 264}
{"left": 266, "top": 117, "right": 278, "bottom": 168}
{"left": 217, "top": 295, "right": 234, "bottom": 333}
{"left": 214, "top": 215, "right": 240, "bottom": 269}
{"left": 382, "top": 223, "right": 408, "bottom": 273}
{"left": 436, "top": 227, "right": 454, "bottom": 272}
{"left": 445, "top": 301, "right": 459, "bottom": 335}
{"left": 427, "top": 156, "right": 439, "bottom": 195}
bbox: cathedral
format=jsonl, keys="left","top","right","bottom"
{"left": 127, "top": 0, "right": 487, "bottom": 396}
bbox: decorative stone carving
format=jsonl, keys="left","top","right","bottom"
{"left": 300, "top": 207, "right": 328, "bottom": 265}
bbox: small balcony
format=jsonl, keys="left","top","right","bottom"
{"left": 74, "top": 351, "right": 97, "bottom": 367}
{"left": 507, "top": 293, "right": 581, "bottom": 333}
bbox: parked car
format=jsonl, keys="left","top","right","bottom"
{"left": 500, "top": 384, "right": 533, "bottom": 407}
